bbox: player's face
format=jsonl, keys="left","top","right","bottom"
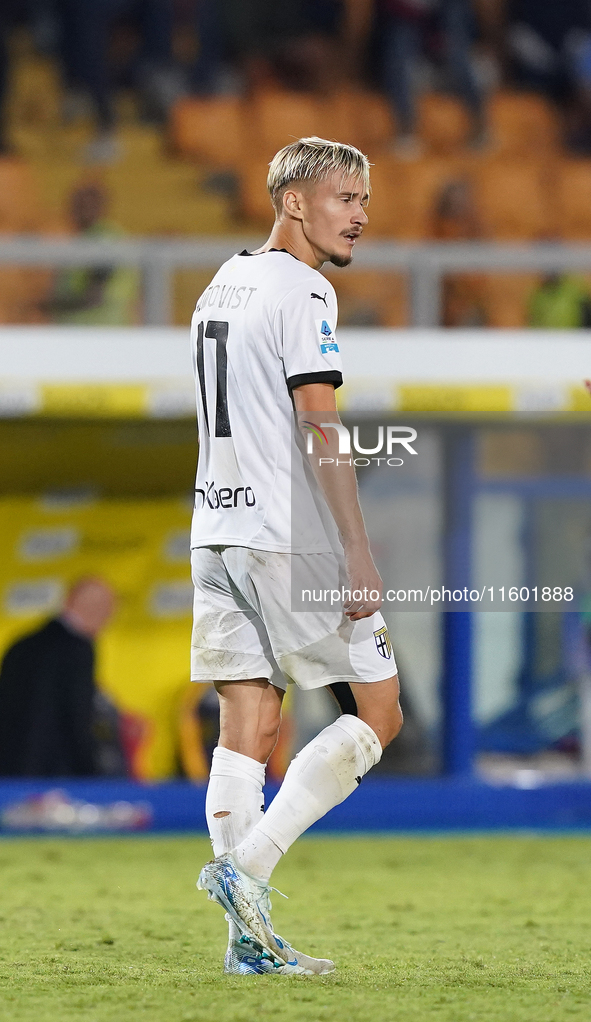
{"left": 300, "top": 173, "right": 369, "bottom": 268}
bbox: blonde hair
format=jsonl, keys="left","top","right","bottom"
{"left": 267, "top": 136, "right": 371, "bottom": 216}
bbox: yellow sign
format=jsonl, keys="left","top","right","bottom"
{"left": 40, "top": 384, "right": 147, "bottom": 418}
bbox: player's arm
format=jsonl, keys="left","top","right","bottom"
{"left": 292, "top": 382, "right": 382, "bottom": 620}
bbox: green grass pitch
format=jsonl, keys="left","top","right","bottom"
{"left": 1, "top": 833, "right": 591, "bottom": 1022}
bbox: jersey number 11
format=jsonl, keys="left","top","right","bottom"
{"left": 195, "top": 320, "right": 231, "bottom": 437}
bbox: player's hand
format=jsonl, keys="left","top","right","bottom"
{"left": 343, "top": 544, "right": 383, "bottom": 620}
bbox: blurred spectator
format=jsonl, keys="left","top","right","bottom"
{"left": 471, "top": 0, "right": 505, "bottom": 80}
{"left": 0, "top": 10, "right": 8, "bottom": 155}
{"left": 280, "top": 0, "right": 344, "bottom": 92}
{"left": 506, "top": 0, "right": 591, "bottom": 152}
{"left": 55, "top": 0, "right": 178, "bottom": 163}
{"left": 191, "top": 0, "right": 344, "bottom": 95}
{"left": 432, "top": 178, "right": 488, "bottom": 326}
{"left": 0, "top": 578, "right": 118, "bottom": 777}
{"left": 0, "top": 0, "right": 26, "bottom": 156}
{"left": 565, "top": 29, "right": 591, "bottom": 154}
{"left": 379, "top": 0, "right": 485, "bottom": 156}
{"left": 507, "top": 0, "right": 590, "bottom": 99}
{"left": 434, "top": 177, "right": 481, "bottom": 238}
{"left": 190, "top": 0, "right": 228, "bottom": 95}
{"left": 527, "top": 273, "right": 591, "bottom": 329}
{"left": 43, "top": 181, "right": 140, "bottom": 325}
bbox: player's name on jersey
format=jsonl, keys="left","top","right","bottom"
{"left": 195, "top": 284, "right": 258, "bottom": 313}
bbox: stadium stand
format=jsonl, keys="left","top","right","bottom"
{"left": 0, "top": 157, "right": 53, "bottom": 324}
{"left": 250, "top": 89, "right": 330, "bottom": 160}
{"left": 556, "top": 159, "right": 591, "bottom": 240}
{"left": 169, "top": 87, "right": 396, "bottom": 170}
{"left": 416, "top": 93, "right": 471, "bottom": 155}
{"left": 324, "top": 268, "right": 408, "bottom": 328}
{"left": 481, "top": 273, "right": 542, "bottom": 329}
{"left": 169, "top": 95, "right": 245, "bottom": 168}
{"left": 368, "top": 155, "right": 474, "bottom": 239}
{"left": 487, "top": 91, "right": 560, "bottom": 158}
{"left": 0, "top": 158, "right": 45, "bottom": 232}
{"left": 2, "top": 12, "right": 591, "bottom": 331}
{"left": 474, "top": 158, "right": 556, "bottom": 240}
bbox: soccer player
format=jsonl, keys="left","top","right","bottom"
{"left": 192, "top": 137, "right": 402, "bottom": 975}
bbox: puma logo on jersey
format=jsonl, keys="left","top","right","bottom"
{"left": 195, "top": 482, "right": 256, "bottom": 510}
{"left": 311, "top": 292, "right": 328, "bottom": 306}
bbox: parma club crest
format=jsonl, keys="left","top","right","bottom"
{"left": 373, "top": 625, "right": 392, "bottom": 659}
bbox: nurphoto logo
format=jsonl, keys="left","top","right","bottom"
{"left": 303, "top": 422, "right": 418, "bottom": 467}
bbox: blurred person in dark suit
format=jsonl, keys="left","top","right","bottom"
{"left": 0, "top": 577, "right": 116, "bottom": 777}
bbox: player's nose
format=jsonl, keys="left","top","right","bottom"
{"left": 352, "top": 204, "right": 368, "bottom": 227}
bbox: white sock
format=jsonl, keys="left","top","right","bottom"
{"left": 233, "top": 714, "right": 382, "bottom": 882}
{"left": 205, "top": 746, "right": 266, "bottom": 857}
{"left": 206, "top": 746, "right": 267, "bottom": 947}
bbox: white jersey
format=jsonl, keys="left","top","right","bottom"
{"left": 189, "top": 249, "right": 343, "bottom": 553}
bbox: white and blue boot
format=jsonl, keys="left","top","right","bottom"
{"left": 223, "top": 917, "right": 335, "bottom": 976}
{"left": 197, "top": 853, "right": 335, "bottom": 975}
{"left": 198, "top": 852, "right": 289, "bottom": 965}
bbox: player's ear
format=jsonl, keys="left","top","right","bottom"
{"left": 283, "top": 188, "right": 304, "bottom": 220}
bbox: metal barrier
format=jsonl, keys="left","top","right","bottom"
{"left": 3, "top": 236, "right": 591, "bottom": 326}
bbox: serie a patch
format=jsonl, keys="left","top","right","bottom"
{"left": 316, "top": 319, "right": 339, "bottom": 354}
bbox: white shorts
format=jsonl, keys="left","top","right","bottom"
{"left": 190, "top": 546, "right": 397, "bottom": 691}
